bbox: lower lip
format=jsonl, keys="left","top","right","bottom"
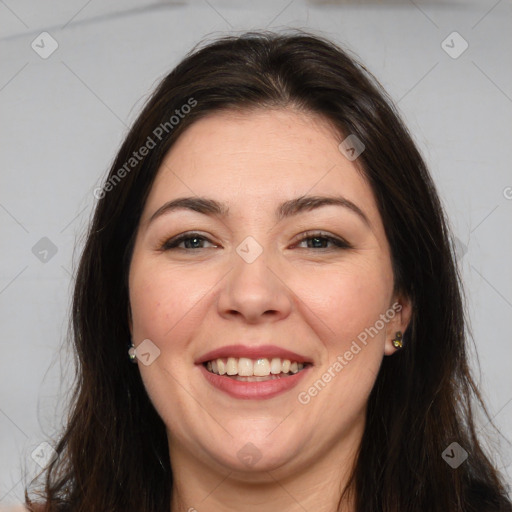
{"left": 198, "top": 363, "right": 311, "bottom": 400}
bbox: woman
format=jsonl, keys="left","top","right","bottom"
{"left": 24, "top": 30, "right": 511, "bottom": 511}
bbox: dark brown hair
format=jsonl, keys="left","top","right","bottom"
{"left": 25, "top": 30, "right": 511, "bottom": 512}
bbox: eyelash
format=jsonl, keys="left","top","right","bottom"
{"left": 159, "top": 231, "right": 352, "bottom": 252}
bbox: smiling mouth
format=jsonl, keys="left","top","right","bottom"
{"left": 203, "top": 356, "right": 310, "bottom": 381}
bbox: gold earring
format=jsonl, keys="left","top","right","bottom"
{"left": 392, "top": 331, "right": 403, "bottom": 349}
{"left": 128, "top": 343, "right": 137, "bottom": 363}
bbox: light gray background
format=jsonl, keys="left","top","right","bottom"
{"left": 1, "top": 0, "right": 511, "bottom": 507}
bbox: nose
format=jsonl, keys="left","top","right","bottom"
{"left": 216, "top": 245, "right": 293, "bottom": 324}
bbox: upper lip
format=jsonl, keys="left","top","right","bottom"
{"left": 195, "top": 344, "right": 312, "bottom": 365}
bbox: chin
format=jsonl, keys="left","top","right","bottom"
{"left": 203, "top": 433, "right": 305, "bottom": 475}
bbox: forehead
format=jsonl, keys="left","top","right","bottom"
{"left": 142, "top": 108, "right": 381, "bottom": 229}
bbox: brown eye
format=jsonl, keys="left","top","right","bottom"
{"left": 295, "top": 231, "right": 352, "bottom": 250}
{"left": 160, "top": 233, "right": 217, "bottom": 251}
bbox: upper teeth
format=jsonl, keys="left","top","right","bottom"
{"left": 205, "top": 357, "right": 305, "bottom": 376}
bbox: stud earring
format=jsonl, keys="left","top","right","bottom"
{"left": 128, "top": 343, "right": 137, "bottom": 363}
{"left": 392, "top": 331, "right": 403, "bottom": 349}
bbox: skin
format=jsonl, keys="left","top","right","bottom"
{"left": 128, "top": 108, "right": 412, "bottom": 512}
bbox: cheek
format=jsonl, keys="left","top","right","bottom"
{"left": 291, "top": 258, "right": 394, "bottom": 442}
{"left": 297, "top": 257, "right": 394, "bottom": 345}
{"left": 129, "top": 260, "right": 212, "bottom": 348}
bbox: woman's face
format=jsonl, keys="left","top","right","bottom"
{"left": 128, "top": 108, "right": 410, "bottom": 478}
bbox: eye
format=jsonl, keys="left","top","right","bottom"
{"left": 159, "top": 232, "right": 218, "bottom": 251}
{"left": 159, "top": 230, "right": 351, "bottom": 252}
{"left": 294, "top": 231, "right": 352, "bottom": 250}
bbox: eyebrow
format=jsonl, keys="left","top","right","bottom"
{"left": 146, "top": 194, "right": 370, "bottom": 228}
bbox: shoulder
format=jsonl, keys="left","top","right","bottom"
{"left": 0, "top": 505, "right": 40, "bottom": 512}
{"left": 29, "top": 505, "right": 46, "bottom": 512}
{"left": 0, "top": 504, "right": 46, "bottom": 512}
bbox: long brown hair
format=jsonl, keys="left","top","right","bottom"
{"left": 25, "top": 30, "right": 511, "bottom": 512}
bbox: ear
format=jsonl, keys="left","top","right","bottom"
{"left": 384, "top": 294, "right": 412, "bottom": 356}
